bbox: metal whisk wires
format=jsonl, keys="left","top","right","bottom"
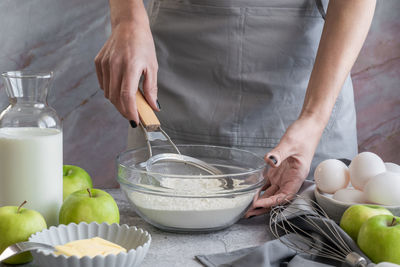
{"left": 269, "top": 194, "right": 367, "bottom": 267}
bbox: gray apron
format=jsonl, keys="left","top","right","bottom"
{"left": 128, "top": 0, "right": 358, "bottom": 178}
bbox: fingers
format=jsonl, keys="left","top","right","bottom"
{"left": 264, "top": 137, "right": 295, "bottom": 168}
{"left": 246, "top": 181, "right": 278, "bottom": 217}
{"left": 264, "top": 149, "right": 284, "bottom": 168}
{"left": 142, "top": 63, "right": 159, "bottom": 111}
{"left": 266, "top": 163, "right": 284, "bottom": 183}
{"left": 245, "top": 185, "right": 278, "bottom": 217}
{"left": 95, "top": 23, "right": 160, "bottom": 124}
{"left": 263, "top": 184, "right": 280, "bottom": 199}
{"left": 251, "top": 187, "right": 265, "bottom": 207}
{"left": 245, "top": 189, "right": 295, "bottom": 218}
{"left": 244, "top": 188, "right": 298, "bottom": 218}
{"left": 109, "top": 65, "right": 125, "bottom": 116}
{"left": 120, "top": 67, "right": 140, "bottom": 124}
{"left": 244, "top": 207, "right": 269, "bottom": 218}
{"left": 253, "top": 192, "right": 290, "bottom": 209}
{"left": 100, "top": 49, "right": 112, "bottom": 99}
{"left": 94, "top": 49, "right": 105, "bottom": 90}
{"left": 261, "top": 178, "right": 271, "bottom": 191}
{"left": 97, "top": 53, "right": 155, "bottom": 125}
{"left": 96, "top": 47, "right": 149, "bottom": 125}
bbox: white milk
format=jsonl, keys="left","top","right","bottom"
{"left": 0, "top": 127, "right": 63, "bottom": 226}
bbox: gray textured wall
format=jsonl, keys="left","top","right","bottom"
{"left": 0, "top": 0, "right": 399, "bottom": 188}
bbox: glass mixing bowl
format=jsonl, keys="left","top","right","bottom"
{"left": 116, "top": 145, "right": 266, "bottom": 233}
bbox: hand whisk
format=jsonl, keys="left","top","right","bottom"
{"left": 269, "top": 194, "right": 367, "bottom": 267}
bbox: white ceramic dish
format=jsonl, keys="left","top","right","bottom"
{"left": 28, "top": 222, "right": 151, "bottom": 267}
{"left": 314, "top": 187, "right": 400, "bottom": 223}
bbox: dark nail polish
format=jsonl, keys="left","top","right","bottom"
{"left": 255, "top": 207, "right": 262, "bottom": 210}
{"left": 247, "top": 215, "right": 255, "bottom": 219}
{"left": 129, "top": 120, "right": 137, "bottom": 128}
{"left": 338, "top": 158, "right": 351, "bottom": 166}
{"left": 156, "top": 99, "right": 161, "bottom": 110}
{"left": 269, "top": 155, "right": 278, "bottom": 165}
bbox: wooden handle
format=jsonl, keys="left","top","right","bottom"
{"left": 136, "top": 90, "right": 160, "bottom": 131}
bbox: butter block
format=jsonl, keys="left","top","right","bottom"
{"left": 54, "top": 237, "right": 127, "bottom": 258}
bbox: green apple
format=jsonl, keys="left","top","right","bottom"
{"left": 357, "top": 215, "right": 400, "bottom": 264}
{"left": 59, "top": 188, "right": 119, "bottom": 225}
{"left": 0, "top": 201, "right": 47, "bottom": 264}
{"left": 63, "top": 165, "right": 93, "bottom": 201}
{"left": 340, "top": 204, "right": 392, "bottom": 240}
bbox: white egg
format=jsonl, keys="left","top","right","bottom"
{"left": 332, "top": 188, "right": 367, "bottom": 204}
{"left": 349, "top": 152, "right": 386, "bottom": 190}
{"left": 364, "top": 172, "right": 400, "bottom": 205}
{"left": 385, "top": 162, "right": 400, "bottom": 173}
{"left": 314, "top": 159, "right": 350, "bottom": 194}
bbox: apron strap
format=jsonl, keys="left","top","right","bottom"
{"left": 315, "top": 0, "right": 326, "bottom": 20}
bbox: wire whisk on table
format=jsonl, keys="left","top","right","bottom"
{"left": 269, "top": 194, "right": 367, "bottom": 267}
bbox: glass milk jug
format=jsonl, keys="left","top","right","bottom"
{"left": 0, "top": 71, "right": 62, "bottom": 226}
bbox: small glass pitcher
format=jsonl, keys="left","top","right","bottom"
{"left": 0, "top": 71, "right": 63, "bottom": 226}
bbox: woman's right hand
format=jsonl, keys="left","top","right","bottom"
{"left": 94, "top": 20, "right": 159, "bottom": 126}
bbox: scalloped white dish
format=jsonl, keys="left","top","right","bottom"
{"left": 314, "top": 187, "right": 400, "bottom": 223}
{"left": 28, "top": 222, "right": 151, "bottom": 267}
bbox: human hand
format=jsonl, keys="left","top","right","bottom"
{"left": 95, "top": 21, "right": 159, "bottom": 125}
{"left": 245, "top": 117, "right": 325, "bottom": 218}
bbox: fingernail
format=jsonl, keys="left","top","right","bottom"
{"left": 269, "top": 155, "right": 278, "bottom": 165}
{"left": 255, "top": 207, "right": 262, "bottom": 210}
{"left": 156, "top": 99, "right": 161, "bottom": 110}
{"left": 129, "top": 120, "right": 137, "bottom": 128}
{"left": 247, "top": 215, "right": 255, "bottom": 219}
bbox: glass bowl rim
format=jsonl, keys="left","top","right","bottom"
{"left": 116, "top": 144, "right": 267, "bottom": 197}
{"left": 116, "top": 144, "right": 267, "bottom": 178}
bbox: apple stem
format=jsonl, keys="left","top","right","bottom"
{"left": 87, "top": 188, "right": 92, "bottom": 198}
{"left": 17, "top": 200, "right": 27, "bottom": 213}
{"left": 390, "top": 217, "right": 397, "bottom": 226}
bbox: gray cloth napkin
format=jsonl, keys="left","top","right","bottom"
{"left": 196, "top": 181, "right": 375, "bottom": 267}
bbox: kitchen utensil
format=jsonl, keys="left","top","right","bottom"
{"left": 269, "top": 194, "right": 368, "bottom": 267}
{"left": 117, "top": 145, "right": 266, "bottom": 232}
{"left": 314, "top": 187, "right": 400, "bottom": 223}
{"left": 136, "top": 90, "right": 222, "bottom": 176}
{"left": 28, "top": 222, "right": 151, "bottom": 267}
{"left": 0, "top": 242, "right": 54, "bottom": 262}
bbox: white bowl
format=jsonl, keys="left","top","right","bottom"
{"left": 29, "top": 222, "right": 151, "bottom": 267}
{"left": 314, "top": 188, "right": 400, "bottom": 223}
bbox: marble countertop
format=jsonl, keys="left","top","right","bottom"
{"left": 108, "top": 189, "right": 272, "bottom": 267}
{"left": 1, "top": 189, "right": 272, "bottom": 267}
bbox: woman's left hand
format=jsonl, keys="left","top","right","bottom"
{"left": 245, "top": 116, "right": 324, "bottom": 218}
{"left": 244, "top": 0, "right": 377, "bottom": 219}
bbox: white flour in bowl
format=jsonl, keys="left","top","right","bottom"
{"left": 126, "top": 178, "right": 255, "bottom": 230}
